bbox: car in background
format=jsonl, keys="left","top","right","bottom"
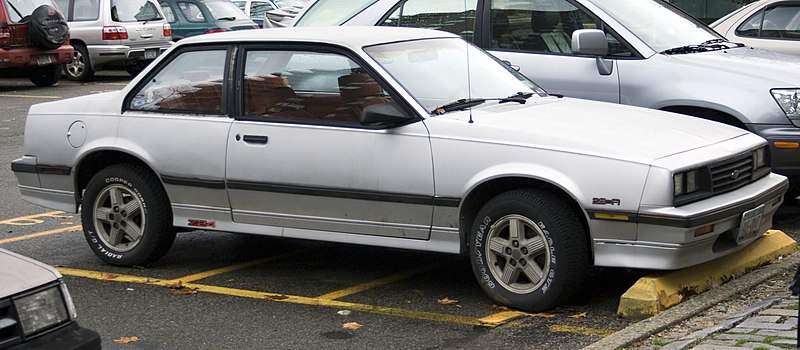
{"left": 0, "top": 0, "right": 72, "bottom": 86}
{"left": 294, "top": 0, "right": 800, "bottom": 197}
{"left": 231, "top": 0, "right": 277, "bottom": 27}
{"left": 0, "top": 248, "right": 100, "bottom": 349}
{"left": 711, "top": 0, "right": 800, "bottom": 55}
{"left": 54, "top": 0, "right": 173, "bottom": 81}
{"left": 263, "top": 0, "right": 307, "bottom": 27}
{"left": 11, "top": 26, "right": 788, "bottom": 312}
{"left": 158, "top": 0, "right": 257, "bottom": 40}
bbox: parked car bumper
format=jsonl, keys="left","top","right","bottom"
{"left": 7, "top": 322, "right": 101, "bottom": 350}
{"left": 11, "top": 156, "right": 75, "bottom": 213}
{"left": 87, "top": 44, "right": 171, "bottom": 68}
{"left": 592, "top": 172, "right": 788, "bottom": 270}
{"left": 0, "top": 45, "right": 73, "bottom": 69}
{"left": 749, "top": 124, "right": 800, "bottom": 177}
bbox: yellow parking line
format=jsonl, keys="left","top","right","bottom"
{"left": 0, "top": 225, "right": 82, "bottom": 245}
{"left": 174, "top": 252, "right": 299, "bottom": 283}
{"left": 0, "top": 211, "right": 72, "bottom": 225}
{"left": 58, "top": 267, "right": 513, "bottom": 327}
{"left": 0, "top": 94, "right": 61, "bottom": 99}
{"left": 317, "top": 264, "right": 446, "bottom": 300}
{"left": 548, "top": 325, "right": 615, "bottom": 337}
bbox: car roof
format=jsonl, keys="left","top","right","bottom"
{"left": 178, "top": 26, "right": 460, "bottom": 48}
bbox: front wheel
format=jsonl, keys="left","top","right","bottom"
{"left": 81, "top": 164, "right": 175, "bottom": 266}
{"left": 469, "top": 189, "right": 589, "bottom": 312}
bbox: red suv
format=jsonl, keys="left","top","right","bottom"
{"left": 1, "top": 0, "right": 72, "bottom": 86}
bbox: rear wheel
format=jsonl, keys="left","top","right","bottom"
{"left": 28, "top": 65, "right": 61, "bottom": 86}
{"left": 469, "top": 189, "right": 589, "bottom": 312}
{"left": 81, "top": 164, "right": 175, "bottom": 266}
{"left": 64, "top": 44, "right": 94, "bottom": 81}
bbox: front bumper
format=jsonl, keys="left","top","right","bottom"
{"left": 7, "top": 322, "right": 101, "bottom": 350}
{"left": 87, "top": 43, "right": 171, "bottom": 68}
{"left": 593, "top": 172, "right": 788, "bottom": 270}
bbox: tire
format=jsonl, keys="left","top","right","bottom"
{"left": 81, "top": 164, "right": 176, "bottom": 266}
{"left": 469, "top": 189, "right": 589, "bottom": 312}
{"left": 27, "top": 5, "right": 69, "bottom": 50}
{"left": 28, "top": 64, "right": 61, "bottom": 86}
{"left": 64, "top": 44, "right": 94, "bottom": 81}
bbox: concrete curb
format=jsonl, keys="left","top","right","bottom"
{"left": 583, "top": 237, "right": 800, "bottom": 350}
{"left": 618, "top": 230, "right": 797, "bottom": 319}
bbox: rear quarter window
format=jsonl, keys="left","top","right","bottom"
{"left": 111, "top": 0, "right": 163, "bottom": 22}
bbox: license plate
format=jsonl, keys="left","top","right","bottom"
{"left": 736, "top": 204, "right": 765, "bottom": 244}
{"left": 36, "top": 55, "right": 54, "bottom": 66}
{"left": 144, "top": 50, "right": 157, "bottom": 59}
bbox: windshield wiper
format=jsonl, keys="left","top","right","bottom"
{"left": 662, "top": 39, "right": 745, "bottom": 55}
{"left": 217, "top": 16, "right": 236, "bottom": 21}
{"left": 432, "top": 92, "right": 532, "bottom": 115}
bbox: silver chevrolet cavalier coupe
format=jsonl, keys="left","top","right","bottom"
{"left": 11, "top": 27, "right": 788, "bottom": 312}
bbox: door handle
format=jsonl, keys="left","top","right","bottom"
{"left": 242, "top": 135, "right": 269, "bottom": 144}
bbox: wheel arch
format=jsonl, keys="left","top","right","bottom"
{"left": 74, "top": 149, "right": 163, "bottom": 206}
{"left": 660, "top": 105, "right": 748, "bottom": 130}
{"left": 458, "top": 176, "right": 591, "bottom": 255}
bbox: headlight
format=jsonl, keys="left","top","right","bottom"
{"left": 674, "top": 169, "right": 701, "bottom": 196}
{"left": 771, "top": 88, "right": 800, "bottom": 119}
{"left": 753, "top": 147, "right": 768, "bottom": 169}
{"left": 14, "top": 286, "right": 70, "bottom": 336}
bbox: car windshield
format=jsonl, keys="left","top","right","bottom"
{"left": 590, "top": 0, "right": 722, "bottom": 53}
{"left": 364, "top": 38, "right": 546, "bottom": 113}
{"left": 294, "top": 0, "right": 376, "bottom": 26}
{"left": 204, "top": 0, "right": 247, "bottom": 19}
{"left": 111, "top": 0, "right": 163, "bottom": 22}
{"left": 3, "top": 0, "right": 57, "bottom": 23}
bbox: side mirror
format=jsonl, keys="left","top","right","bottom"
{"left": 571, "top": 29, "right": 614, "bottom": 76}
{"left": 361, "top": 103, "right": 413, "bottom": 126}
{"left": 571, "top": 29, "right": 609, "bottom": 56}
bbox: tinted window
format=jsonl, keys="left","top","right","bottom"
{"left": 204, "top": 0, "right": 247, "bottom": 19}
{"left": 738, "top": 5, "right": 800, "bottom": 39}
{"left": 294, "top": 0, "right": 376, "bottom": 26}
{"left": 160, "top": 3, "right": 177, "bottom": 22}
{"left": 242, "top": 50, "right": 391, "bottom": 125}
{"left": 130, "top": 50, "right": 227, "bottom": 114}
{"left": 490, "top": 0, "right": 630, "bottom": 56}
{"left": 380, "top": 0, "right": 478, "bottom": 42}
{"left": 111, "top": 0, "right": 163, "bottom": 22}
{"left": 178, "top": 2, "right": 206, "bottom": 22}
{"left": 72, "top": 0, "right": 100, "bottom": 21}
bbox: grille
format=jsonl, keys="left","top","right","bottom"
{"left": 0, "top": 298, "right": 21, "bottom": 348}
{"left": 710, "top": 152, "right": 754, "bottom": 193}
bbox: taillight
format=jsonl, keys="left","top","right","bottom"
{"left": 163, "top": 23, "right": 172, "bottom": 37}
{"left": 102, "top": 26, "right": 128, "bottom": 40}
{"left": 205, "top": 28, "right": 228, "bottom": 34}
{"left": 0, "top": 28, "right": 9, "bottom": 46}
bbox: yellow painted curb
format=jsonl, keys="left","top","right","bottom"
{"left": 617, "top": 230, "right": 797, "bottom": 319}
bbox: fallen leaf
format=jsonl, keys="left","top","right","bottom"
{"left": 61, "top": 222, "right": 73, "bottom": 225}
{"left": 113, "top": 336, "right": 139, "bottom": 344}
{"left": 342, "top": 322, "right": 362, "bottom": 331}
{"left": 165, "top": 280, "right": 183, "bottom": 289}
{"left": 491, "top": 305, "right": 511, "bottom": 311}
{"left": 101, "top": 273, "right": 118, "bottom": 280}
{"left": 529, "top": 313, "right": 557, "bottom": 318}
{"left": 569, "top": 312, "right": 588, "bottom": 319}
{"left": 265, "top": 294, "right": 289, "bottom": 300}
{"left": 171, "top": 288, "right": 197, "bottom": 296}
{"left": 704, "top": 321, "right": 716, "bottom": 327}
{"left": 437, "top": 297, "right": 458, "bottom": 305}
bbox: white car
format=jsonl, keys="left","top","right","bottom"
{"left": 11, "top": 27, "right": 788, "bottom": 312}
{"left": 712, "top": 0, "right": 800, "bottom": 55}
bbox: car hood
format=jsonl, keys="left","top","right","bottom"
{"left": 447, "top": 97, "right": 753, "bottom": 164}
{"left": 666, "top": 47, "right": 800, "bottom": 86}
{"left": 0, "top": 248, "right": 60, "bottom": 297}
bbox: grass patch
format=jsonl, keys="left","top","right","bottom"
{"left": 649, "top": 337, "right": 667, "bottom": 346}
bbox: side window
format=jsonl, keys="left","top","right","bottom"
{"left": 160, "top": 3, "right": 177, "bottom": 23}
{"left": 53, "top": 0, "right": 70, "bottom": 19}
{"left": 762, "top": 5, "right": 800, "bottom": 39}
{"left": 380, "top": 0, "right": 478, "bottom": 42}
{"left": 242, "top": 50, "right": 391, "bottom": 126}
{"left": 129, "top": 50, "right": 227, "bottom": 114}
{"left": 490, "top": 0, "right": 630, "bottom": 56}
{"left": 178, "top": 2, "right": 205, "bottom": 22}
{"left": 736, "top": 10, "right": 763, "bottom": 38}
{"left": 73, "top": 0, "right": 100, "bottom": 21}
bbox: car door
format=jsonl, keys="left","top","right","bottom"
{"left": 120, "top": 46, "right": 233, "bottom": 220}
{"left": 225, "top": 46, "right": 436, "bottom": 239}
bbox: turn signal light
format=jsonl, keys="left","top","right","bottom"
{"left": 774, "top": 142, "right": 800, "bottom": 149}
{"left": 693, "top": 224, "right": 714, "bottom": 237}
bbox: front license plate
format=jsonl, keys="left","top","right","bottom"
{"left": 144, "top": 50, "right": 157, "bottom": 59}
{"left": 737, "top": 204, "right": 765, "bottom": 244}
{"left": 36, "top": 55, "right": 54, "bottom": 66}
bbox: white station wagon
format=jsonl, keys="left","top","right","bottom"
{"left": 11, "top": 27, "right": 788, "bottom": 312}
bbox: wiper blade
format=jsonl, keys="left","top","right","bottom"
{"left": 662, "top": 39, "right": 745, "bottom": 55}
{"left": 217, "top": 16, "right": 236, "bottom": 21}
{"left": 432, "top": 93, "right": 531, "bottom": 115}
